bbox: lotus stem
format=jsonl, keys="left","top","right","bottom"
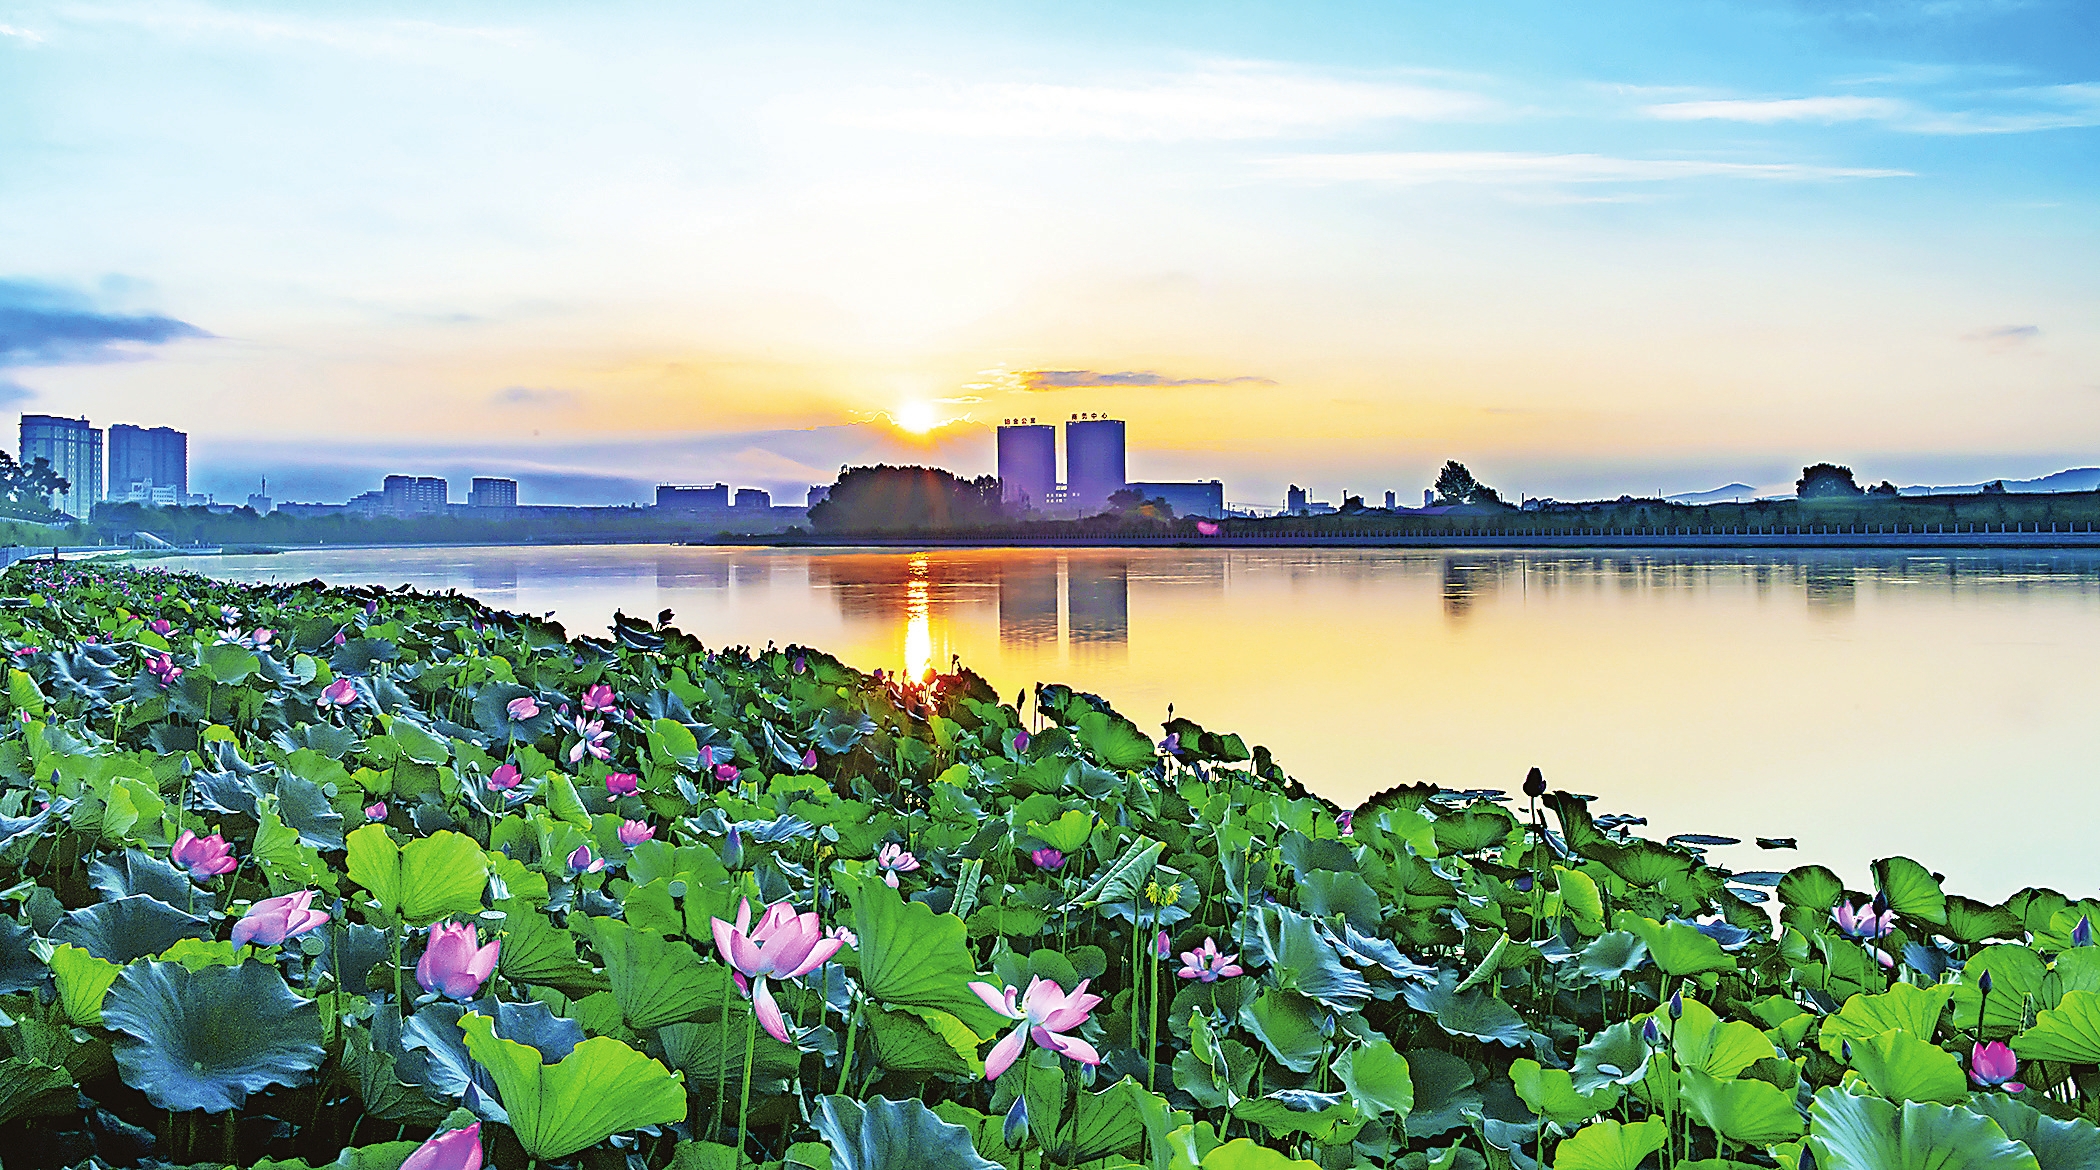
{"left": 838, "top": 1005, "right": 858, "bottom": 1095}
{"left": 713, "top": 964, "right": 732, "bottom": 1138}
{"left": 736, "top": 999, "right": 759, "bottom": 1159}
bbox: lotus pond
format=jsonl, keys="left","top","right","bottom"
{"left": 0, "top": 561, "right": 2096, "bottom": 1170}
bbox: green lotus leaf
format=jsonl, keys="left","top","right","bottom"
{"left": 1820, "top": 982, "right": 1954, "bottom": 1059}
{"left": 1571, "top": 1020, "right": 1652, "bottom": 1094}
{"left": 1188, "top": 1138, "right": 1321, "bottom": 1170}
{"left": 814, "top": 1095, "right": 1003, "bottom": 1170}
{"left": 1402, "top": 1049, "right": 1481, "bottom": 1139}
{"left": 1241, "top": 989, "right": 1327, "bottom": 1073}
{"left": 1667, "top": 998, "right": 1775, "bottom": 1080}
{"left": 1873, "top": 856, "right": 1947, "bottom": 925}
{"left": 1247, "top": 904, "right": 1371, "bottom": 1012}
{"left": 1297, "top": 870, "right": 1384, "bottom": 929}
{"left": 1026, "top": 810, "right": 1093, "bottom": 853}
{"left": 660, "top": 1009, "right": 804, "bottom": 1081}
{"left": 1778, "top": 865, "right": 1845, "bottom": 911}
{"left": 345, "top": 824, "right": 490, "bottom": 925}
{"left": 201, "top": 642, "right": 259, "bottom": 684}
{"left": 100, "top": 959, "right": 325, "bottom": 1113}
{"left": 457, "top": 1010, "right": 686, "bottom": 1160}
{"left": 1333, "top": 1038, "right": 1413, "bottom": 1120}
{"left": 1555, "top": 865, "right": 1605, "bottom": 932}
{"left": 1967, "top": 1091, "right": 2100, "bottom": 1170}
{"left": 1509, "top": 1057, "right": 1617, "bottom": 1129}
{"left": 849, "top": 877, "right": 1003, "bottom": 1033}
{"left": 2014, "top": 989, "right": 2100, "bottom": 1063}
{"left": 581, "top": 916, "right": 727, "bottom": 1030}
{"left": 1611, "top": 912, "right": 1737, "bottom": 977}
{"left": 1049, "top": 1077, "right": 1159, "bottom": 1164}
{"left": 1846, "top": 1029, "right": 1968, "bottom": 1105}
{"left": 1943, "top": 898, "right": 2024, "bottom": 945}
{"left": 1953, "top": 946, "right": 2047, "bottom": 1035}
{"left": 1680, "top": 1066, "right": 1805, "bottom": 1145}
{"left": 0, "top": 1058, "right": 78, "bottom": 1126}
{"left": 1551, "top": 1118, "right": 1668, "bottom": 1170}
{"left": 1429, "top": 804, "right": 1515, "bottom": 855}
{"left": 864, "top": 1005, "right": 983, "bottom": 1075}
{"left": 1576, "top": 931, "right": 1650, "bottom": 980}
{"left": 48, "top": 943, "right": 122, "bottom": 1026}
{"left": 1233, "top": 1091, "right": 1365, "bottom": 1145}
{"left": 1592, "top": 838, "right": 1696, "bottom": 888}
{"left": 1807, "top": 1089, "right": 2040, "bottom": 1170}
{"left": 51, "top": 895, "right": 208, "bottom": 963}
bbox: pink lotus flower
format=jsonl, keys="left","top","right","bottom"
{"left": 145, "top": 652, "right": 182, "bottom": 687}
{"left": 332, "top": 630, "right": 347, "bottom": 646}
{"left": 568, "top": 845, "right": 604, "bottom": 874}
{"left": 1031, "top": 848, "right": 1065, "bottom": 872}
{"left": 580, "top": 684, "right": 615, "bottom": 714}
{"left": 715, "top": 763, "right": 740, "bottom": 784}
{"left": 402, "top": 1122, "right": 483, "bottom": 1170}
{"left": 147, "top": 619, "right": 172, "bottom": 636}
{"left": 619, "top": 819, "right": 655, "bottom": 847}
{"left": 568, "top": 717, "right": 612, "bottom": 763}
{"left": 1177, "top": 937, "right": 1243, "bottom": 982}
{"left": 710, "top": 898, "right": 845, "bottom": 1042}
{"left": 827, "top": 925, "right": 858, "bottom": 949}
{"left": 505, "top": 696, "right": 541, "bottom": 721}
{"left": 365, "top": 801, "right": 388, "bottom": 821}
{"left": 1971, "top": 1041, "right": 2025, "bottom": 1091}
{"left": 605, "top": 772, "right": 639, "bottom": 797}
{"left": 700, "top": 745, "right": 716, "bottom": 769}
{"left": 417, "top": 921, "right": 501, "bottom": 999}
{"left": 1833, "top": 899, "right": 1896, "bottom": 941}
{"left": 249, "top": 628, "right": 274, "bottom": 649}
{"left": 1156, "top": 931, "right": 1172, "bottom": 960}
{"left": 1012, "top": 730, "right": 1029, "bottom": 754}
{"left": 876, "top": 843, "right": 920, "bottom": 888}
{"left": 968, "top": 976, "right": 1103, "bottom": 1079}
{"left": 487, "top": 763, "right": 520, "bottom": 790}
{"left": 1337, "top": 809, "right": 1355, "bottom": 837}
{"left": 170, "top": 830, "right": 237, "bottom": 877}
{"left": 317, "top": 678, "right": 358, "bottom": 708}
{"left": 802, "top": 747, "right": 819, "bottom": 771}
{"left": 231, "top": 890, "right": 330, "bottom": 948}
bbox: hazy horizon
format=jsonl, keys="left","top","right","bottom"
{"left": 3, "top": 0, "right": 2095, "bottom": 506}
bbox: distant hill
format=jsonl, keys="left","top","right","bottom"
{"left": 1664, "top": 483, "right": 1759, "bottom": 505}
{"left": 1899, "top": 468, "right": 2100, "bottom": 496}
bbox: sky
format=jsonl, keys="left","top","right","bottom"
{"left": 0, "top": 0, "right": 2095, "bottom": 506}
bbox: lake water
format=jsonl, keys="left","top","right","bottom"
{"left": 180, "top": 543, "right": 2100, "bottom": 898}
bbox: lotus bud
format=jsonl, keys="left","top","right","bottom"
{"left": 1514, "top": 873, "right": 1534, "bottom": 893}
{"left": 1523, "top": 766, "right": 1546, "bottom": 798}
{"left": 722, "top": 826, "right": 745, "bottom": 870}
{"left": 1641, "top": 1017, "right": 1662, "bottom": 1046}
{"left": 1842, "top": 1039, "right": 1853, "bottom": 1062}
{"left": 1156, "top": 931, "right": 1171, "bottom": 960}
{"left": 1012, "top": 730, "right": 1030, "bottom": 754}
{"left": 1872, "top": 891, "right": 1889, "bottom": 916}
{"left": 802, "top": 747, "right": 818, "bottom": 771}
{"left": 401, "top": 1121, "right": 482, "bottom": 1170}
{"left": 1668, "top": 990, "right": 1683, "bottom": 1021}
{"left": 1979, "top": 971, "right": 1993, "bottom": 995}
{"left": 365, "top": 801, "right": 387, "bottom": 821}
{"left": 1004, "top": 1096, "right": 1029, "bottom": 1149}
{"left": 2076, "top": 917, "right": 2093, "bottom": 948}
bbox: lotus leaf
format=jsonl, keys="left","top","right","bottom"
{"left": 1576, "top": 931, "right": 1649, "bottom": 980}
{"left": 1402, "top": 1049, "right": 1480, "bottom": 1138}
{"left": 0, "top": 1058, "right": 78, "bottom": 1126}
{"left": 1246, "top": 904, "right": 1371, "bottom": 1012}
{"left": 100, "top": 959, "right": 325, "bottom": 1113}
{"left": 1665, "top": 998, "right": 1774, "bottom": 1080}
{"left": 1551, "top": 1118, "right": 1668, "bottom": 1170}
{"left": 1873, "top": 856, "right": 1947, "bottom": 925}
{"left": 1074, "top": 710, "right": 1156, "bottom": 770}
{"left": 2014, "top": 989, "right": 2100, "bottom": 1063}
{"left": 814, "top": 1095, "right": 1003, "bottom": 1170}
{"left": 584, "top": 916, "right": 727, "bottom": 1029}
{"left": 457, "top": 1010, "right": 686, "bottom": 1159}
{"left": 1967, "top": 1092, "right": 2100, "bottom": 1170}
{"left": 1679, "top": 1066, "right": 1805, "bottom": 1145}
{"left": 1806, "top": 1089, "right": 2040, "bottom": 1170}
{"left": 1333, "top": 1038, "right": 1412, "bottom": 1119}
{"left": 1611, "top": 912, "right": 1737, "bottom": 977}
{"left": 1401, "top": 969, "right": 1534, "bottom": 1047}
{"left": 1191, "top": 1138, "right": 1322, "bottom": 1170}
{"left": 48, "top": 943, "right": 122, "bottom": 1026}
{"left": 52, "top": 895, "right": 208, "bottom": 963}
{"left": 1944, "top": 897, "right": 2024, "bottom": 945}
{"left": 849, "top": 877, "right": 1004, "bottom": 1032}
{"left": 1233, "top": 1091, "right": 1365, "bottom": 1145}
{"left": 1845, "top": 1029, "right": 1968, "bottom": 1105}
{"left": 1571, "top": 1020, "right": 1652, "bottom": 1094}
{"left": 345, "top": 824, "right": 489, "bottom": 925}
{"left": 1954, "top": 946, "right": 2048, "bottom": 1035}
{"left": 1778, "top": 865, "right": 1844, "bottom": 911}
{"left": 1819, "top": 983, "right": 1954, "bottom": 1057}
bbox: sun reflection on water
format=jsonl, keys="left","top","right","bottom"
{"left": 903, "top": 556, "right": 932, "bottom": 681}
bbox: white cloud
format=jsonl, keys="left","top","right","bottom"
{"left": 830, "top": 61, "right": 1494, "bottom": 141}
{"left": 0, "top": 23, "right": 43, "bottom": 41}
{"left": 51, "top": 2, "right": 527, "bottom": 54}
{"left": 1258, "top": 151, "right": 1911, "bottom": 186}
{"left": 1645, "top": 96, "right": 1910, "bottom": 123}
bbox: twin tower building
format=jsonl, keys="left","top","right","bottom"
{"left": 995, "top": 415, "right": 1225, "bottom": 519}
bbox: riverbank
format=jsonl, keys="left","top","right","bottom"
{"left": 745, "top": 527, "right": 2100, "bottom": 550}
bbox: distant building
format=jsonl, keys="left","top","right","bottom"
{"left": 107, "top": 424, "right": 187, "bottom": 501}
{"left": 807, "top": 485, "right": 831, "bottom": 507}
{"left": 1065, "top": 416, "right": 1125, "bottom": 512}
{"left": 997, "top": 421, "right": 1057, "bottom": 510}
{"left": 381, "top": 475, "right": 448, "bottom": 517}
{"left": 1126, "top": 480, "right": 1225, "bottom": 519}
{"left": 247, "top": 491, "right": 272, "bottom": 515}
{"left": 277, "top": 501, "right": 346, "bottom": 517}
{"left": 656, "top": 483, "right": 730, "bottom": 511}
{"left": 1385, "top": 491, "right": 1397, "bottom": 509}
{"left": 19, "top": 414, "right": 102, "bottom": 517}
{"left": 734, "top": 487, "right": 771, "bottom": 509}
{"left": 1424, "top": 489, "right": 1435, "bottom": 508}
{"left": 1286, "top": 485, "right": 1307, "bottom": 513}
{"left": 113, "top": 481, "right": 182, "bottom": 507}
{"left": 468, "top": 477, "right": 519, "bottom": 508}
{"left": 345, "top": 490, "right": 385, "bottom": 517}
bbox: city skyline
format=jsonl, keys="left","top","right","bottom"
{"left": 2, "top": 2, "right": 2096, "bottom": 505}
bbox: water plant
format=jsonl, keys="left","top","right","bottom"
{"left": 0, "top": 559, "right": 2093, "bottom": 1169}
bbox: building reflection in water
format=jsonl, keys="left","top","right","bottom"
{"left": 1067, "top": 556, "right": 1130, "bottom": 659}
{"left": 466, "top": 558, "right": 519, "bottom": 601}
{"left": 998, "top": 558, "right": 1060, "bottom": 647}
{"left": 655, "top": 556, "right": 730, "bottom": 591}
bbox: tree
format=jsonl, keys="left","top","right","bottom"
{"left": 806, "top": 465, "right": 1005, "bottom": 533}
{"left": 1796, "top": 463, "right": 1864, "bottom": 499}
{"left": 0, "top": 452, "right": 68, "bottom": 512}
{"left": 1869, "top": 480, "right": 1899, "bottom": 497}
{"left": 1433, "top": 461, "right": 1480, "bottom": 505}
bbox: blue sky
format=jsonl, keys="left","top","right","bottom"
{"left": 0, "top": 0, "right": 2094, "bottom": 504}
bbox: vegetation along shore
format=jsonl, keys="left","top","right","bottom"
{"left": 0, "top": 561, "right": 2094, "bottom": 1168}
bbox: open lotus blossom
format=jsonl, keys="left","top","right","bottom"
{"left": 170, "top": 830, "right": 237, "bottom": 877}
{"left": 232, "top": 890, "right": 330, "bottom": 948}
{"left": 876, "top": 843, "right": 920, "bottom": 887}
{"left": 619, "top": 819, "right": 655, "bottom": 847}
{"left": 401, "top": 1122, "right": 483, "bottom": 1170}
{"left": 580, "top": 683, "right": 616, "bottom": 714}
{"left": 1336, "top": 809, "right": 1355, "bottom": 837}
{"left": 249, "top": 628, "right": 274, "bottom": 649}
{"left": 827, "top": 925, "right": 858, "bottom": 949}
{"left": 715, "top": 762, "right": 740, "bottom": 783}
{"left": 147, "top": 619, "right": 172, "bottom": 635}
{"left": 145, "top": 652, "right": 182, "bottom": 687}
{"left": 417, "top": 921, "right": 501, "bottom": 999}
{"left": 968, "top": 976, "right": 1104, "bottom": 1079}
{"left": 605, "top": 771, "right": 639, "bottom": 797}
{"left": 1971, "top": 1041, "right": 2024, "bottom": 1091}
{"left": 711, "top": 898, "right": 845, "bottom": 1042}
{"left": 317, "top": 678, "right": 358, "bottom": 708}
{"left": 365, "top": 801, "right": 388, "bottom": 821}
{"left": 569, "top": 717, "right": 612, "bottom": 763}
{"left": 1031, "top": 848, "right": 1065, "bottom": 872}
{"left": 505, "top": 695, "right": 541, "bottom": 721}
{"left": 1832, "top": 899, "right": 1895, "bottom": 940}
{"left": 1178, "top": 938, "right": 1243, "bottom": 982}
{"left": 487, "top": 763, "right": 521, "bottom": 790}
{"left": 568, "top": 844, "right": 605, "bottom": 874}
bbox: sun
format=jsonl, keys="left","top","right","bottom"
{"left": 894, "top": 402, "right": 941, "bottom": 434}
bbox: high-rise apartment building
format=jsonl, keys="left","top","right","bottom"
{"left": 19, "top": 414, "right": 102, "bottom": 517}
{"left": 107, "top": 424, "right": 187, "bottom": 501}
{"left": 380, "top": 475, "right": 448, "bottom": 517}
{"left": 734, "top": 488, "right": 771, "bottom": 509}
{"left": 468, "top": 477, "right": 519, "bottom": 508}
{"left": 996, "top": 420, "right": 1056, "bottom": 510}
{"left": 1064, "top": 416, "right": 1125, "bottom": 512}
{"left": 656, "top": 483, "right": 730, "bottom": 511}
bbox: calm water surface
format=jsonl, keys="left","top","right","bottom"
{"left": 182, "top": 544, "right": 2100, "bottom": 897}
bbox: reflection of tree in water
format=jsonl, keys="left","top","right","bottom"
{"left": 998, "top": 559, "right": 1059, "bottom": 647}
{"left": 1440, "top": 558, "right": 1503, "bottom": 620}
{"left": 1802, "top": 561, "right": 1857, "bottom": 615}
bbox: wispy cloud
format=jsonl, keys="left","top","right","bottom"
{"left": 1259, "top": 151, "right": 1910, "bottom": 186}
{"left": 1645, "top": 96, "right": 1909, "bottom": 123}
{"left": 1642, "top": 85, "right": 2100, "bottom": 134}
{"left": 490, "top": 386, "right": 576, "bottom": 408}
{"left": 1966, "top": 324, "right": 2041, "bottom": 352}
{"left": 0, "top": 23, "right": 43, "bottom": 42}
{"left": 0, "top": 279, "right": 210, "bottom": 366}
{"left": 832, "top": 61, "right": 1494, "bottom": 141}
{"left": 1017, "top": 369, "right": 1276, "bottom": 391}
{"left": 0, "top": 379, "right": 35, "bottom": 404}
{"left": 54, "top": 2, "right": 527, "bottom": 54}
